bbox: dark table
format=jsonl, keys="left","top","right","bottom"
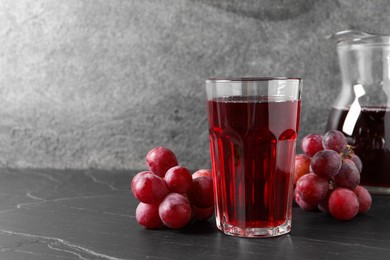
{"left": 0, "top": 168, "right": 389, "bottom": 260}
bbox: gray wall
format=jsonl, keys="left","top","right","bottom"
{"left": 0, "top": 0, "right": 389, "bottom": 170}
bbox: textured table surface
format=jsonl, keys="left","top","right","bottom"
{"left": 0, "top": 168, "right": 389, "bottom": 260}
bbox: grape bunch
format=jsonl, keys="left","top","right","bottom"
{"left": 131, "top": 146, "right": 214, "bottom": 229}
{"left": 294, "top": 130, "right": 372, "bottom": 220}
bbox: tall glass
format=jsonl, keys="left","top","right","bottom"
{"left": 205, "top": 77, "right": 302, "bottom": 238}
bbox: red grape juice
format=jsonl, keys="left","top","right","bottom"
{"left": 326, "top": 106, "right": 390, "bottom": 188}
{"left": 207, "top": 96, "right": 301, "bottom": 233}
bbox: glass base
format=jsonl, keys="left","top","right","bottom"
{"left": 365, "top": 186, "right": 390, "bottom": 195}
{"left": 217, "top": 220, "right": 291, "bottom": 238}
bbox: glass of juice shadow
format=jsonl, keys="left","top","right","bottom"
{"left": 205, "top": 77, "right": 302, "bottom": 238}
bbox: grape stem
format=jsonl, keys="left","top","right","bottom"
{"left": 340, "top": 145, "right": 355, "bottom": 160}
{"left": 329, "top": 179, "right": 335, "bottom": 190}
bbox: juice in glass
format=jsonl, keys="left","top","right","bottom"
{"left": 205, "top": 78, "right": 302, "bottom": 237}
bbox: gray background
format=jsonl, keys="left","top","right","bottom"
{"left": 0, "top": 0, "right": 389, "bottom": 170}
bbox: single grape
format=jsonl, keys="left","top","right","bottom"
{"left": 164, "top": 166, "right": 193, "bottom": 194}
{"left": 353, "top": 185, "right": 372, "bottom": 214}
{"left": 136, "top": 202, "right": 162, "bottom": 229}
{"left": 317, "top": 190, "right": 332, "bottom": 214}
{"left": 294, "top": 154, "right": 311, "bottom": 186}
{"left": 192, "top": 169, "right": 212, "bottom": 179}
{"left": 192, "top": 206, "right": 214, "bottom": 221}
{"left": 351, "top": 154, "right": 363, "bottom": 173}
{"left": 159, "top": 193, "right": 192, "bottom": 229}
{"left": 333, "top": 159, "right": 360, "bottom": 190}
{"left": 311, "top": 150, "right": 342, "bottom": 179}
{"left": 295, "top": 172, "right": 329, "bottom": 205}
{"left": 301, "top": 133, "right": 324, "bottom": 157}
{"left": 187, "top": 176, "right": 214, "bottom": 208}
{"left": 294, "top": 191, "right": 317, "bottom": 211}
{"left": 146, "top": 146, "right": 178, "bottom": 177}
{"left": 340, "top": 145, "right": 363, "bottom": 174}
{"left": 328, "top": 188, "right": 359, "bottom": 220}
{"left": 322, "top": 130, "right": 347, "bottom": 153}
{"left": 131, "top": 171, "right": 169, "bottom": 204}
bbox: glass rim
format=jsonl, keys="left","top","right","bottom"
{"left": 332, "top": 30, "right": 390, "bottom": 47}
{"left": 206, "top": 77, "right": 302, "bottom": 83}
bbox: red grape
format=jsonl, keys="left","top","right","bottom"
{"left": 311, "top": 150, "right": 342, "bottom": 179}
{"left": 295, "top": 173, "right": 329, "bottom": 205}
{"left": 294, "top": 191, "right": 317, "bottom": 211}
{"left": 322, "top": 130, "right": 347, "bottom": 153}
{"left": 192, "top": 206, "right": 214, "bottom": 221}
{"left": 131, "top": 171, "right": 169, "bottom": 204}
{"left": 146, "top": 147, "right": 178, "bottom": 177}
{"left": 187, "top": 176, "right": 214, "bottom": 208}
{"left": 192, "top": 169, "right": 212, "bottom": 179}
{"left": 328, "top": 188, "right": 359, "bottom": 220}
{"left": 294, "top": 154, "right": 311, "bottom": 186}
{"left": 294, "top": 131, "right": 370, "bottom": 220}
{"left": 317, "top": 190, "right": 332, "bottom": 214}
{"left": 301, "top": 133, "right": 324, "bottom": 157}
{"left": 159, "top": 193, "right": 192, "bottom": 229}
{"left": 164, "top": 166, "right": 193, "bottom": 194}
{"left": 350, "top": 154, "right": 363, "bottom": 173}
{"left": 136, "top": 202, "right": 162, "bottom": 229}
{"left": 333, "top": 159, "right": 360, "bottom": 190}
{"left": 353, "top": 185, "right": 372, "bottom": 214}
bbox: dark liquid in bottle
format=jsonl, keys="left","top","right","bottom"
{"left": 326, "top": 106, "right": 390, "bottom": 187}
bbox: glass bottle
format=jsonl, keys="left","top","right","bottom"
{"left": 326, "top": 30, "right": 390, "bottom": 194}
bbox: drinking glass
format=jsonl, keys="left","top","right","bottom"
{"left": 205, "top": 77, "right": 302, "bottom": 237}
